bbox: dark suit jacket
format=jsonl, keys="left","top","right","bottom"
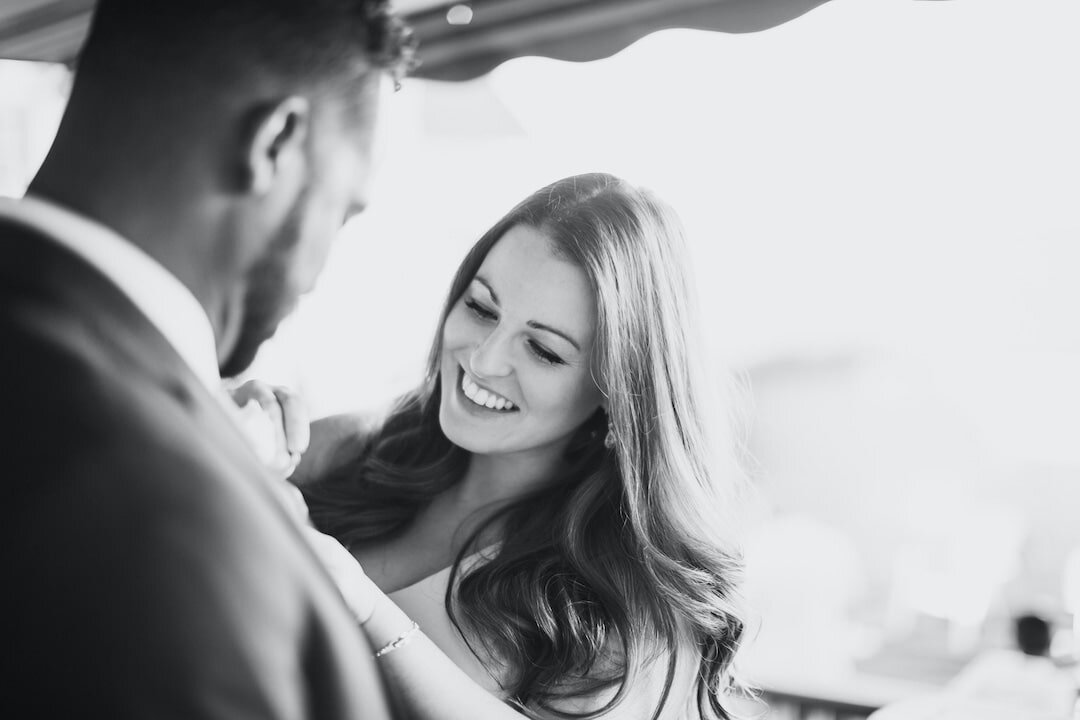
{"left": 0, "top": 216, "right": 393, "bottom": 719}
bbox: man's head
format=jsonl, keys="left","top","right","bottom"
{"left": 37, "top": 0, "right": 415, "bottom": 376}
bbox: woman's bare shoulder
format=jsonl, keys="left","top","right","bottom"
{"left": 313, "top": 413, "right": 379, "bottom": 443}
{"left": 291, "top": 413, "right": 380, "bottom": 486}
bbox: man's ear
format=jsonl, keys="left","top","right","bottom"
{"left": 244, "top": 96, "right": 311, "bottom": 195}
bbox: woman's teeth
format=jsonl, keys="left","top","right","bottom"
{"left": 461, "top": 373, "right": 516, "bottom": 411}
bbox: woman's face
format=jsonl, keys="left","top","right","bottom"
{"left": 439, "top": 224, "right": 605, "bottom": 459}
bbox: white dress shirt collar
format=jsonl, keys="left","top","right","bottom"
{"left": 0, "top": 194, "right": 221, "bottom": 391}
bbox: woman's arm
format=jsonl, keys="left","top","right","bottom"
{"left": 362, "top": 593, "right": 531, "bottom": 720}
{"left": 303, "top": 526, "right": 528, "bottom": 720}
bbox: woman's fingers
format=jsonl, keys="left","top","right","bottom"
{"left": 272, "top": 385, "right": 311, "bottom": 457}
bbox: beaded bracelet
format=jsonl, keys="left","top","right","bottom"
{"left": 373, "top": 621, "right": 420, "bottom": 659}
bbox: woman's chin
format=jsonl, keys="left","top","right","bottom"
{"left": 438, "top": 403, "right": 483, "bottom": 454}
{"left": 440, "top": 420, "right": 491, "bottom": 455}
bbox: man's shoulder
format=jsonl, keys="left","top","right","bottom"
{"left": 2, "top": 304, "right": 257, "bottom": 547}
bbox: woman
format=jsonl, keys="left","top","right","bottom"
{"left": 296, "top": 173, "right": 748, "bottom": 719}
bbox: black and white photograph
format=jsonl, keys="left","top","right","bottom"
{"left": 1, "top": 1, "right": 1078, "bottom": 718}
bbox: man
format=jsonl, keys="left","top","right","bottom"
{"left": 0, "top": 1, "right": 414, "bottom": 717}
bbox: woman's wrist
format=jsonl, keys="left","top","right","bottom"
{"left": 373, "top": 621, "right": 420, "bottom": 658}
{"left": 362, "top": 592, "right": 420, "bottom": 652}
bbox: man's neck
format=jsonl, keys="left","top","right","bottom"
{"left": 29, "top": 165, "right": 240, "bottom": 364}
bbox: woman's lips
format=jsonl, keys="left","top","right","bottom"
{"left": 458, "top": 366, "right": 518, "bottom": 413}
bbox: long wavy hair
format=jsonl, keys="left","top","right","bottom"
{"left": 304, "top": 173, "right": 748, "bottom": 719}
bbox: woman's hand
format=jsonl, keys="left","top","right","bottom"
{"left": 301, "top": 526, "right": 379, "bottom": 624}
{"left": 228, "top": 380, "right": 311, "bottom": 479}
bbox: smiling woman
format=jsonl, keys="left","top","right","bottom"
{"left": 297, "top": 173, "right": 749, "bottom": 720}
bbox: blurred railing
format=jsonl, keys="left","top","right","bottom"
{"left": 760, "top": 691, "right": 876, "bottom": 720}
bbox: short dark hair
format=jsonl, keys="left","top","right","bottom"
{"left": 77, "top": 0, "right": 416, "bottom": 95}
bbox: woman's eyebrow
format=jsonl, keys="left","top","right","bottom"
{"left": 527, "top": 321, "right": 581, "bottom": 352}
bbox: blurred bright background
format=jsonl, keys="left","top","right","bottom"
{"left": 3, "top": 0, "right": 1080, "bottom": 714}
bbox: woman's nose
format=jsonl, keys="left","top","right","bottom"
{"left": 468, "top": 329, "right": 513, "bottom": 379}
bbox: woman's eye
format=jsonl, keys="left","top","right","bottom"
{"left": 528, "top": 341, "right": 565, "bottom": 366}
{"left": 465, "top": 299, "right": 497, "bottom": 321}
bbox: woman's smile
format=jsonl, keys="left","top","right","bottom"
{"left": 457, "top": 366, "right": 518, "bottom": 414}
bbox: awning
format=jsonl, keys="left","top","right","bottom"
{"left": 0, "top": 0, "right": 833, "bottom": 80}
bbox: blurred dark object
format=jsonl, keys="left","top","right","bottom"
{"left": 1014, "top": 613, "right": 1052, "bottom": 657}
{"left": 0, "top": 0, "right": 835, "bottom": 79}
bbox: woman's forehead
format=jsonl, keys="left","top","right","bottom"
{"left": 475, "top": 225, "right": 596, "bottom": 343}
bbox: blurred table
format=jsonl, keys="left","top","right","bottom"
{"left": 748, "top": 666, "right": 949, "bottom": 719}
{"left": 741, "top": 641, "right": 969, "bottom": 719}
{"left": 867, "top": 650, "right": 1077, "bottom": 720}
{"left": 869, "top": 696, "right": 1073, "bottom": 720}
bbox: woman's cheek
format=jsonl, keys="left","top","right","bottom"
{"left": 442, "top": 307, "right": 469, "bottom": 348}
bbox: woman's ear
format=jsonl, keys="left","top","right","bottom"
{"left": 243, "top": 96, "right": 311, "bottom": 195}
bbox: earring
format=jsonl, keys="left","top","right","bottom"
{"left": 604, "top": 430, "right": 616, "bottom": 449}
